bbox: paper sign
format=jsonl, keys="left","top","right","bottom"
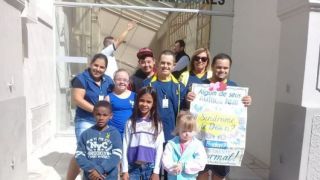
{"left": 190, "top": 83, "right": 248, "bottom": 166}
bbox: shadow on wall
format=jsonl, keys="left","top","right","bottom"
{"left": 39, "top": 152, "right": 74, "bottom": 179}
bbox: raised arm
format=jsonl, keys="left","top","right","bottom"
{"left": 113, "top": 21, "right": 136, "bottom": 49}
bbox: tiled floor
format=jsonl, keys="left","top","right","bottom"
{"left": 28, "top": 136, "right": 269, "bottom": 180}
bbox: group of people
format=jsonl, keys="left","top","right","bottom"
{"left": 66, "top": 22, "right": 252, "bottom": 180}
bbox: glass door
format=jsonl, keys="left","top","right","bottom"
{"left": 55, "top": 5, "right": 94, "bottom": 134}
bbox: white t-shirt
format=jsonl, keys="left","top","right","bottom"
{"left": 101, "top": 44, "right": 118, "bottom": 78}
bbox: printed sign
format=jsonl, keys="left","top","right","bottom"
{"left": 190, "top": 83, "right": 248, "bottom": 166}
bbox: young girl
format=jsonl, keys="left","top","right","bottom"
{"left": 122, "top": 86, "right": 165, "bottom": 180}
{"left": 105, "top": 69, "right": 135, "bottom": 138}
{"left": 162, "top": 111, "right": 207, "bottom": 180}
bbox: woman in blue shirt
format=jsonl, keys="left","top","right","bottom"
{"left": 179, "top": 48, "right": 213, "bottom": 90}
{"left": 67, "top": 53, "right": 114, "bottom": 180}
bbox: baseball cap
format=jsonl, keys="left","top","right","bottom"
{"left": 137, "top": 47, "right": 153, "bottom": 59}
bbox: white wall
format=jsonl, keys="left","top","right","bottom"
{"left": 302, "top": 10, "right": 320, "bottom": 179}
{"left": 270, "top": 3, "right": 309, "bottom": 179}
{"left": 231, "top": 0, "right": 280, "bottom": 165}
{"left": 270, "top": 0, "right": 320, "bottom": 179}
{"left": 210, "top": 16, "right": 233, "bottom": 56}
{"left": 22, "top": 0, "right": 55, "bottom": 153}
{"left": 0, "top": 0, "right": 27, "bottom": 179}
{"left": 210, "top": 0, "right": 234, "bottom": 56}
{"left": 302, "top": 11, "right": 320, "bottom": 107}
{"left": 275, "top": 8, "right": 308, "bottom": 106}
{"left": 270, "top": 103, "right": 306, "bottom": 180}
{"left": 0, "top": 1, "right": 25, "bottom": 100}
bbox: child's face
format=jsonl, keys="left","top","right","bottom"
{"left": 139, "top": 57, "right": 155, "bottom": 74}
{"left": 179, "top": 129, "right": 194, "bottom": 143}
{"left": 212, "top": 58, "right": 231, "bottom": 81}
{"left": 138, "top": 93, "right": 153, "bottom": 118}
{"left": 114, "top": 71, "right": 129, "bottom": 91}
{"left": 94, "top": 107, "right": 112, "bottom": 128}
{"left": 157, "top": 54, "right": 175, "bottom": 77}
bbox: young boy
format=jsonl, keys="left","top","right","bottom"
{"left": 75, "top": 101, "right": 122, "bottom": 180}
{"left": 130, "top": 47, "right": 155, "bottom": 92}
{"left": 143, "top": 50, "right": 188, "bottom": 142}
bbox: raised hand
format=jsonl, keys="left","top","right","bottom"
{"left": 127, "top": 21, "right": 137, "bottom": 31}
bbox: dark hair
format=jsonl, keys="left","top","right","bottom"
{"left": 212, "top": 53, "right": 232, "bottom": 67}
{"left": 90, "top": 53, "right": 108, "bottom": 68}
{"left": 190, "top": 48, "right": 211, "bottom": 72}
{"left": 131, "top": 87, "right": 161, "bottom": 140}
{"left": 158, "top": 49, "right": 176, "bottom": 63}
{"left": 175, "top": 39, "right": 185, "bottom": 48}
{"left": 93, "top": 100, "right": 112, "bottom": 113}
{"left": 103, "top": 36, "right": 114, "bottom": 47}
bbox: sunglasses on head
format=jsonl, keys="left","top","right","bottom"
{"left": 194, "top": 56, "right": 208, "bottom": 62}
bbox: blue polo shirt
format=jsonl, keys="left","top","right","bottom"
{"left": 143, "top": 74, "right": 187, "bottom": 141}
{"left": 180, "top": 71, "right": 211, "bottom": 90}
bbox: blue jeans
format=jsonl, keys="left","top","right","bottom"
{"left": 128, "top": 163, "right": 154, "bottom": 180}
{"left": 75, "top": 118, "right": 95, "bottom": 141}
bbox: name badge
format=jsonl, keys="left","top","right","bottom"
{"left": 99, "top": 95, "right": 104, "bottom": 101}
{"left": 162, "top": 98, "right": 169, "bottom": 109}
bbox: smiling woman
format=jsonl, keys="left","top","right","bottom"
{"left": 71, "top": 54, "right": 113, "bottom": 130}
{"left": 179, "top": 48, "right": 212, "bottom": 90}
{"left": 105, "top": 69, "right": 136, "bottom": 139}
{"left": 88, "top": 54, "right": 108, "bottom": 81}
{"left": 66, "top": 53, "right": 114, "bottom": 180}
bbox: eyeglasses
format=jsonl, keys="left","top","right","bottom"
{"left": 194, "top": 56, "right": 208, "bottom": 62}
{"left": 115, "top": 78, "right": 129, "bottom": 83}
